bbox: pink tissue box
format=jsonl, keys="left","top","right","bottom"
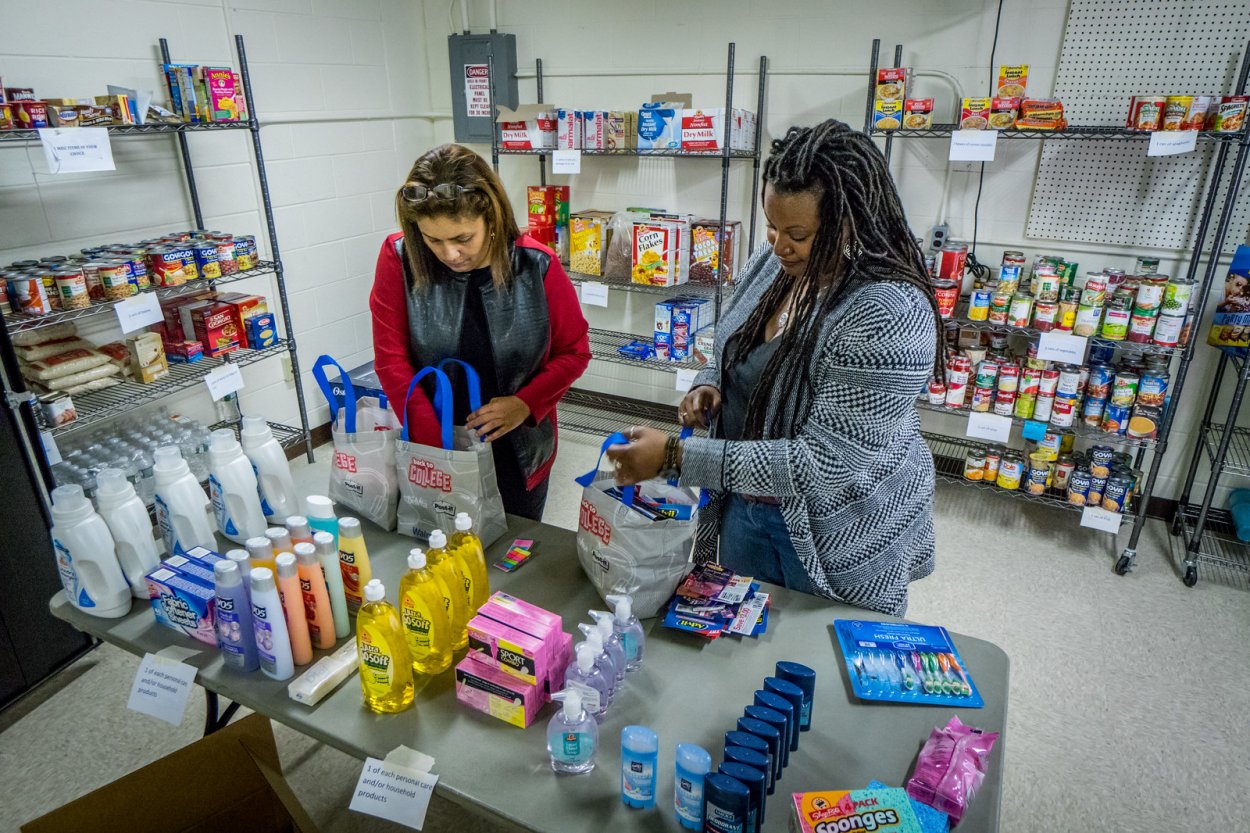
{"left": 454, "top": 656, "right": 543, "bottom": 728}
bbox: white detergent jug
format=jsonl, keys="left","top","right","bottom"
{"left": 208, "top": 429, "right": 268, "bottom": 544}
{"left": 50, "top": 485, "right": 131, "bottom": 618}
{"left": 94, "top": 468, "right": 161, "bottom": 598}
{"left": 240, "top": 415, "right": 299, "bottom": 523}
{"left": 153, "top": 445, "right": 216, "bottom": 557}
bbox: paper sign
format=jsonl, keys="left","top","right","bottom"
{"left": 1037, "top": 331, "right": 1088, "bottom": 363}
{"left": 579, "top": 281, "right": 609, "bottom": 307}
{"left": 1080, "top": 505, "right": 1123, "bottom": 534}
{"left": 1147, "top": 130, "right": 1198, "bottom": 157}
{"left": 204, "top": 363, "right": 245, "bottom": 401}
{"left": 127, "top": 653, "right": 197, "bottom": 726}
{"left": 113, "top": 291, "right": 163, "bottom": 333}
{"left": 40, "top": 430, "right": 62, "bottom": 465}
{"left": 1021, "top": 420, "right": 1048, "bottom": 441}
{"left": 552, "top": 149, "right": 581, "bottom": 174}
{"left": 949, "top": 129, "right": 998, "bottom": 162}
{"left": 676, "top": 368, "right": 699, "bottom": 392}
{"left": 39, "top": 127, "right": 116, "bottom": 173}
{"left": 350, "top": 757, "right": 438, "bottom": 830}
{"left": 966, "top": 412, "right": 1012, "bottom": 444}
{"left": 463, "top": 63, "right": 491, "bottom": 118}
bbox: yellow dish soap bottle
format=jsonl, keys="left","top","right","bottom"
{"left": 399, "top": 548, "right": 453, "bottom": 675}
{"left": 451, "top": 512, "right": 490, "bottom": 615}
{"left": 338, "top": 517, "right": 372, "bottom": 613}
{"left": 426, "top": 529, "right": 469, "bottom": 651}
{"left": 356, "top": 579, "right": 414, "bottom": 713}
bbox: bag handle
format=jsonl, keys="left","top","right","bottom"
{"left": 432, "top": 358, "right": 484, "bottom": 415}
{"left": 311, "top": 355, "right": 356, "bottom": 433}
{"left": 574, "top": 432, "right": 637, "bottom": 505}
{"left": 400, "top": 366, "right": 454, "bottom": 449}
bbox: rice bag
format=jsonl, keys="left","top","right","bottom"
{"left": 11, "top": 322, "right": 76, "bottom": 347}
{"left": 16, "top": 336, "right": 93, "bottom": 363}
{"left": 42, "top": 363, "right": 120, "bottom": 391}
{"left": 24, "top": 348, "right": 112, "bottom": 381}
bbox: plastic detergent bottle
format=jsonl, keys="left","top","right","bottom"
{"left": 398, "top": 548, "right": 453, "bottom": 675}
{"left": 313, "top": 531, "right": 350, "bottom": 638}
{"left": 208, "top": 429, "right": 267, "bottom": 545}
{"left": 94, "top": 468, "right": 160, "bottom": 598}
{"left": 587, "top": 610, "right": 627, "bottom": 684}
{"left": 426, "top": 529, "right": 469, "bottom": 651}
{"left": 620, "top": 725, "right": 659, "bottom": 809}
{"left": 674, "top": 743, "right": 712, "bottom": 830}
{"left": 450, "top": 512, "right": 489, "bottom": 613}
{"left": 703, "top": 773, "right": 750, "bottom": 833}
{"left": 213, "top": 559, "right": 259, "bottom": 672}
{"left": 356, "top": 579, "right": 415, "bottom": 713}
{"left": 718, "top": 762, "right": 765, "bottom": 833}
{"left": 50, "top": 484, "right": 130, "bottom": 619}
{"left": 337, "top": 517, "right": 372, "bottom": 613}
{"left": 294, "top": 542, "right": 336, "bottom": 650}
{"left": 305, "top": 495, "right": 338, "bottom": 548}
{"left": 547, "top": 689, "right": 598, "bottom": 774}
{"left": 239, "top": 415, "right": 299, "bottom": 523}
{"left": 250, "top": 567, "right": 294, "bottom": 681}
{"left": 577, "top": 624, "right": 619, "bottom": 704}
{"left": 152, "top": 445, "right": 215, "bottom": 557}
{"left": 562, "top": 643, "right": 610, "bottom": 722}
{"left": 246, "top": 536, "right": 277, "bottom": 574}
{"left": 275, "top": 553, "right": 313, "bottom": 666}
{"left": 606, "top": 593, "right": 645, "bottom": 670}
{"left": 286, "top": 515, "right": 314, "bottom": 547}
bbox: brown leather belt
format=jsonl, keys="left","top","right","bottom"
{"left": 739, "top": 493, "right": 781, "bottom": 506}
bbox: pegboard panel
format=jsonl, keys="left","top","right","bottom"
{"left": 1027, "top": 0, "right": 1250, "bottom": 252}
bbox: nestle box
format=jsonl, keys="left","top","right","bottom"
{"left": 637, "top": 92, "right": 692, "bottom": 150}
{"left": 496, "top": 103, "right": 557, "bottom": 150}
{"left": 556, "top": 108, "right": 582, "bottom": 149}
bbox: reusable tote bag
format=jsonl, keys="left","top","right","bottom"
{"left": 393, "top": 360, "right": 507, "bottom": 547}
{"left": 574, "top": 431, "right": 701, "bottom": 618}
{"left": 313, "top": 355, "right": 400, "bottom": 531}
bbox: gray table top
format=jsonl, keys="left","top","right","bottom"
{"left": 50, "top": 516, "right": 1008, "bottom": 833}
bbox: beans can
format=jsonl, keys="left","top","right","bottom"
{"left": 8, "top": 276, "right": 49, "bottom": 315}
{"left": 1026, "top": 452, "right": 1050, "bottom": 495}
{"left": 1034, "top": 390, "right": 1056, "bottom": 422}
{"left": 1008, "top": 293, "right": 1033, "bottom": 327}
{"left": 99, "top": 261, "right": 133, "bottom": 300}
{"left": 234, "top": 235, "right": 257, "bottom": 271}
{"left": 1127, "top": 312, "right": 1158, "bottom": 344}
{"left": 1050, "top": 392, "right": 1077, "bottom": 427}
{"left": 1089, "top": 445, "right": 1115, "bottom": 478}
{"left": 80, "top": 261, "right": 106, "bottom": 300}
{"left": 1056, "top": 365, "right": 1082, "bottom": 396}
{"left": 938, "top": 241, "right": 969, "bottom": 282}
{"left": 147, "top": 247, "right": 186, "bottom": 287}
{"left": 1067, "top": 466, "right": 1092, "bottom": 505}
{"left": 983, "top": 446, "right": 1003, "bottom": 482}
{"left": 989, "top": 292, "right": 1012, "bottom": 324}
{"left": 1111, "top": 371, "right": 1139, "bottom": 406}
{"left": 1102, "top": 475, "right": 1132, "bottom": 513}
{"left": 53, "top": 268, "right": 90, "bottom": 309}
{"left": 1032, "top": 301, "right": 1058, "bottom": 331}
{"left": 927, "top": 379, "right": 947, "bottom": 405}
{"left": 190, "top": 243, "right": 219, "bottom": 280}
{"left": 1162, "top": 277, "right": 1193, "bottom": 317}
{"left": 968, "top": 289, "right": 992, "bottom": 321}
{"left": 216, "top": 240, "right": 239, "bottom": 276}
{"left": 1055, "top": 454, "right": 1076, "bottom": 491}
{"left": 997, "top": 453, "right": 1024, "bottom": 490}
{"left": 964, "top": 447, "right": 987, "bottom": 481}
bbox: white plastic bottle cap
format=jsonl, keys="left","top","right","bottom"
{"left": 455, "top": 513, "right": 472, "bottom": 531}
{"left": 552, "top": 688, "right": 584, "bottom": 720}
{"left": 364, "top": 579, "right": 386, "bottom": 602}
{"left": 576, "top": 642, "right": 596, "bottom": 672}
{"left": 240, "top": 415, "right": 270, "bottom": 439}
{"left": 152, "top": 446, "right": 187, "bottom": 475}
{"left": 154, "top": 446, "right": 182, "bottom": 465}
{"left": 429, "top": 529, "right": 447, "bottom": 548}
{"left": 250, "top": 567, "right": 276, "bottom": 592}
{"left": 210, "top": 428, "right": 239, "bottom": 452}
{"left": 94, "top": 468, "right": 132, "bottom": 499}
{"left": 275, "top": 552, "right": 297, "bottom": 578}
{"left": 305, "top": 495, "right": 334, "bottom": 519}
{"left": 265, "top": 527, "right": 292, "bottom": 550}
{"left": 286, "top": 514, "right": 309, "bottom": 527}
{"left": 51, "top": 484, "right": 91, "bottom": 517}
{"left": 408, "top": 548, "right": 427, "bottom": 570}
{"left": 606, "top": 593, "right": 633, "bottom": 622}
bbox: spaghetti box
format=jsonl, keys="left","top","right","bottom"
{"left": 145, "top": 566, "right": 217, "bottom": 645}
{"left": 161, "top": 554, "right": 216, "bottom": 587}
{"left": 637, "top": 92, "right": 692, "bottom": 149}
{"left": 245, "top": 312, "right": 278, "bottom": 349}
{"left": 496, "top": 104, "right": 557, "bottom": 150}
{"left": 326, "top": 360, "right": 386, "bottom": 411}
{"left": 454, "top": 656, "right": 543, "bottom": 728}
{"left": 191, "top": 302, "right": 243, "bottom": 357}
{"left": 466, "top": 613, "right": 547, "bottom": 688}
{"left": 790, "top": 788, "right": 923, "bottom": 833}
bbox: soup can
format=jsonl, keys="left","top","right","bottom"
{"left": 8, "top": 276, "right": 49, "bottom": 315}
{"left": 968, "top": 386, "right": 993, "bottom": 413}
{"left": 1100, "top": 403, "right": 1130, "bottom": 435}
{"left": 974, "top": 360, "right": 1000, "bottom": 389}
{"left": 1008, "top": 293, "right": 1033, "bottom": 327}
{"left": 1111, "top": 371, "right": 1140, "bottom": 407}
{"left": 1032, "top": 301, "right": 1058, "bottom": 331}
{"left": 1067, "top": 466, "right": 1093, "bottom": 505}
{"left": 988, "top": 292, "right": 1012, "bottom": 324}
{"left": 1038, "top": 368, "right": 1061, "bottom": 396}
{"left": 968, "top": 289, "right": 992, "bottom": 321}
{"left": 933, "top": 280, "right": 959, "bottom": 320}
{"left": 1033, "top": 268, "right": 1061, "bottom": 303}
{"left": 1034, "top": 390, "right": 1056, "bottom": 422}
{"left": 938, "top": 241, "right": 969, "bottom": 282}
{"left": 945, "top": 356, "right": 970, "bottom": 407}
{"left": 1020, "top": 367, "right": 1042, "bottom": 396}
{"left": 927, "top": 379, "right": 946, "bottom": 405}
{"left": 994, "top": 388, "right": 1018, "bottom": 416}
{"left": 1050, "top": 392, "right": 1077, "bottom": 427}
{"left": 964, "top": 447, "right": 987, "bottom": 481}
{"left": 997, "top": 363, "right": 1021, "bottom": 393}
{"left": 1082, "top": 394, "right": 1108, "bottom": 427}
{"left": 1073, "top": 304, "right": 1103, "bottom": 337}
{"left": 997, "top": 453, "right": 1024, "bottom": 490}
{"left": 1056, "top": 365, "right": 1082, "bottom": 396}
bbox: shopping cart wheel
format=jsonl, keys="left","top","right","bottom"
{"left": 1182, "top": 565, "right": 1198, "bottom": 587}
{"left": 1113, "top": 554, "right": 1132, "bottom": 575}
{"left": 1169, "top": 513, "right": 1183, "bottom": 537}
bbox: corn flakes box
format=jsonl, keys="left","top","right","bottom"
{"left": 632, "top": 218, "right": 690, "bottom": 287}
{"left": 790, "top": 789, "right": 922, "bottom": 833}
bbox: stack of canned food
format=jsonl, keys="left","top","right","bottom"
{"left": 3, "top": 229, "right": 258, "bottom": 317}
{"left": 961, "top": 438, "right": 1140, "bottom": 514}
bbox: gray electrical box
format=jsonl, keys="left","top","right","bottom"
{"left": 448, "top": 33, "right": 519, "bottom": 143}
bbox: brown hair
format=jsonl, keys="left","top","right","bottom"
{"left": 395, "top": 144, "right": 519, "bottom": 289}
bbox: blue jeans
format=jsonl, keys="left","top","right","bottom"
{"left": 718, "top": 494, "right": 816, "bottom": 594}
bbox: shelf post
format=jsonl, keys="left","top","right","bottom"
{"left": 747, "top": 55, "right": 768, "bottom": 251}
{"left": 863, "top": 39, "right": 880, "bottom": 136}
{"left": 715, "top": 42, "right": 737, "bottom": 323}
{"left": 159, "top": 38, "right": 205, "bottom": 230}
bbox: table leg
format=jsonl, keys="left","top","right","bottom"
{"left": 202, "top": 690, "right": 242, "bottom": 736}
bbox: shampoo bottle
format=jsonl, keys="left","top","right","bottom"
{"left": 239, "top": 415, "right": 299, "bottom": 523}
{"left": 313, "top": 531, "right": 351, "bottom": 638}
{"left": 305, "top": 495, "right": 338, "bottom": 548}
{"left": 674, "top": 743, "right": 712, "bottom": 830}
{"left": 245, "top": 536, "right": 277, "bottom": 573}
{"left": 337, "top": 517, "right": 372, "bottom": 613}
{"left": 620, "top": 725, "right": 659, "bottom": 809}
{"left": 207, "top": 428, "right": 268, "bottom": 544}
{"left": 213, "top": 559, "right": 259, "bottom": 672}
{"left": 547, "top": 689, "right": 598, "bottom": 774}
{"left": 274, "top": 553, "right": 313, "bottom": 666}
{"left": 356, "top": 579, "right": 415, "bottom": 713}
{"left": 562, "top": 643, "right": 609, "bottom": 722}
{"left": 577, "top": 624, "right": 619, "bottom": 703}
{"left": 294, "top": 542, "right": 336, "bottom": 650}
{"left": 398, "top": 548, "right": 453, "bottom": 675}
{"left": 426, "top": 529, "right": 468, "bottom": 650}
{"left": 50, "top": 485, "right": 131, "bottom": 619}
{"left": 285, "top": 515, "right": 314, "bottom": 547}
{"left": 265, "top": 526, "right": 293, "bottom": 559}
{"left": 588, "top": 610, "right": 627, "bottom": 684}
{"left": 250, "top": 567, "right": 295, "bottom": 681}
{"left": 94, "top": 468, "right": 161, "bottom": 598}
{"left": 225, "top": 548, "right": 252, "bottom": 580}
{"left": 152, "top": 446, "right": 215, "bottom": 557}
{"left": 605, "top": 593, "right": 645, "bottom": 671}
{"left": 450, "top": 512, "right": 489, "bottom": 613}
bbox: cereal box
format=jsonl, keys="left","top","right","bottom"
{"left": 989, "top": 97, "right": 1019, "bottom": 130}
{"left": 996, "top": 65, "right": 1028, "bottom": 98}
{"left": 789, "top": 789, "right": 922, "bottom": 833}
{"left": 556, "top": 108, "right": 582, "bottom": 149}
{"left": 569, "top": 211, "right": 614, "bottom": 276}
{"left": 689, "top": 219, "right": 740, "bottom": 285}
{"left": 960, "top": 98, "right": 992, "bottom": 130}
{"left": 872, "top": 99, "right": 904, "bottom": 131}
{"left": 582, "top": 110, "right": 607, "bottom": 149}
{"left": 526, "top": 185, "right": 569, "bottom": 260}
{"left": 605, "top": 111, "right": 636, "bottom": 150}
{"left": 1206, "top": 245, "right": 1250, "bottom": 352}
{"left": 902, "top": 99, "right": 934, "bottom": 129}
{"left": 496, "top": 104, "right": 557, "bottom": 150}
{"left": 632, "top": 218, "right": 690, "bottom": 287}
{"left": 875, "top": 68, "right": 906, "bottom": 103}
{"left": 637, "top": 92, "right": 691, "bottom": 150}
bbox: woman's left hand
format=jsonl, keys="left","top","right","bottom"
{"left": 605, "top": 427, "right": 672, "bottom": 486}
{"left": 467, "top": 396, "right": 531, "bottom": 442}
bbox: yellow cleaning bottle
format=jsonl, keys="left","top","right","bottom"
{"left": 426, "top": 529, "right": 469, "bottom": 651}
{"left": 399, "top": 548, "right": 453, "bottom": 675}
{"left": 338, "top": 517, "right": 372, "bottom": 613}
{"left": 451, "top": 512, "right": 490, "bottom": 614}
{"left": 356, "top": 579, "right": 414, "bottom": 713}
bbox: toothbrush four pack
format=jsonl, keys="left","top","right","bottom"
{"left": 833, "top": 619, "right": 983, "bottom": 708}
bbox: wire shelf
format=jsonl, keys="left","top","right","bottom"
{"left": 1202, "top": 423, "right": 1250, "bottom": 478}
{"left": 569, "top": 270, "right": 720, "bottom": 298}
{"left": 589, "top": 328, "right": 704, "bottom": 371}
{"left": 915, "top": 397, "right": 1157, "bottom": 449}
{"left": 945, "top": 304, "right": 1185, "bottom": 359}
{"left": 0, "top": 120, "right": 256, "bottom": 143}
{"left": 558, "top": 388, "right": 689, "bottom": 439}
{"left": 497, "top": 147, "right": 758, "bottom": 159}
{"left": 1175, "top": 506, "right": 1250, "bottom": 589}
{"left": 3, "top": 262, "right": 278, "bottom": 335}
{"left": 208, "top": 418, "right": 306, "bottom": 450}
{"left": 869, "top": 124, "right": 1244, "bottom": 142}
{"left": 39, "top": 341, "right": 288, "bottom": 438}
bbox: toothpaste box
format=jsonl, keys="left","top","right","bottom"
{"left": 466, "top": 614, "right": 546, "bottom": 687}
{"left": 454, "top": 656, "right": 543, "bottom": 728}
{"left": 637, "top": 92, "right": 692, "bottom": 150}
{"left": 161, "top": 554, "right": 217, "bottom": 587}
{"left": 145, "top": 567, "right": 217, "bottom": 645}
{"left": 557, "top": 108, "right": 583, "bottom": 149}
{"left": 496, "top": 104, "right": 557, "bottom": 150}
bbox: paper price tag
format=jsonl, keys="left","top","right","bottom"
{"left": 204, "top": 363, "right": 245, "bottom": 401}
{"left": 1080, "top": 505, "right": 1123, "bottom": 534}
{"left": 949, "top": 130, "right": 998, "bottom": 162}
{"left": 113, "top": 292, "right": 163, "bottom": 334}
{"left": 579, "top": 281, "right": 609, "bottom": 307}
{"left": 965, "top": 412, "right": 1012, "bottom": 444}
{"left": 552, "top": 149, "right": 581, "bottom": 174}
{"left": 675, "top": 368, "right": 699, "bottom": 392}
{"left": 127, "top": 653, "right": 197, "bottom": 726}
{"left": 1147, "top": 130, "right": 1198, "bottom": 157}
{"left": 350, "top": 757, "right": 438, "bottom": 830}
{"left": 1037, "top": 332, "right": 1088, "bottom": 363}
{"left": 40, "top": 430, "right": 62, "bottom": 465}
{"left": 39, "top": 127, "right": 116, "bottom": 173}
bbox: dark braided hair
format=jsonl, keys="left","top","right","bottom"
{"left": 730, "top": 119, "right": 945, "bottom": 440}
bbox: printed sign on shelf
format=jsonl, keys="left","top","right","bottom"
{"left": 127, "top": 653, "right": 197, "bottom": 726}
{"left": 965, "top": 411, "right": 1012, "bottom": 444}
{"left": 579, "top": 281, "right": 609, "bottom": 307}
{"left": 349, "top": 757, "right": 438, "bottom": 830}
{"left": 39, "top": 127, "right": 116, "bottom": 173}
{"left": 204, "top": 363, "right": 245, "bottom": 401}
{"left": 552, "top": 149, "right": 581, "bottom": 174}
{"left": 114, "top": 292, "right": 163, "bottom": 334}
{"left": 1080, "top": 505, "right": 1123, "bottom": 534}
{"left": 949, "top": 130, "right": 998, "bottom": 162}
{"left": 1147, "top": 130, "right": 1198, "bottom": 157}
{"left": 1037, "top": 332, "right": 1088, "bottom": 364}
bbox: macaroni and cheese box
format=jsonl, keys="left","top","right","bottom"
{"left": 632, "top": 216, "right": 691, "bottom": 286}
{"left": 496, "top": 104, "right": 556, "bottom": 150}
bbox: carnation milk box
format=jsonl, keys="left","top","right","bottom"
{"left": 680, "top": 108, "right": 756, "bottom": 151}
{"left": 496, "top": 104, "right": 557, "bottom": 150}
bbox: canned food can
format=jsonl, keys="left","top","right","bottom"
{"left": 1033, "top": 301, "right": 1058, "bottom": 331}
{"left": 1008, "top": 293, "right": 1033, "bottom": 327}
{"left": 998, "top": 264, "right": 1022, "bottom": 294}
{"left": 1033, "top": 268, "right": 1061, "bottom": 303}
{"left": 8, "top": 276, "right": 49, "bottom": 315}
{"left": 147, "top": 247, "right": 186, "bottom": 287}
{"left": 1056, "top": 365, "right": 1082, "bottom": 396}
{"left": 1057, "top": 298, "right": 1077, "bottom": 331}
{"left": 1012, "top": 392, "right": 1036, "bottom": 419}
{"left": 1026, "top": 452, "right": 1050, "bottom": 495}
{"left": 1020, "top": 367, "right": 1042, "bottom": 396}
{"left": 938, "top": 241, "right": 969, "bottom": 282}
{"left": 1137, "top": 368, "right": 1169, "bottom": 408}
{"left": 54, "top": 268, "right": 90, "bottom": 309}
{"left": 1034, "top": 390, "right": 1055, "bottom": 422}
{"left": 1111, "top": 371, "right": 1140, "bottom": 407}
{"left": 1038, "top": 431, "right": 1063, "bottom": 461}
{"left": 1038, "top": 368, "right": 1061, "bottom": 396}
{"left": 1102, "top": 476, "right": 1132, "bottom": 513}
{"left": 983, "top": 446, "right": 1003, "bottom": 482}
{"left": 1089, "top": 445, "right": 1115, "bottom": 478}
{"left": 968, "top": 289, "right": 992, "bottom": 321}
{"left": 216, "top": 241, "right": 239, "bottom": 276}
{"left": 933, "top": 279, "right": 959, "bottom": 320}
{"left": 964, "top": 448, "right": 987, "bottom": 481}
{"left": 35, "top": 272, "right": 60, "bottom": 311}
{"left": 1127, "top": 404, "right": 1161, "bottom": 439}
{"left": 1083, "top": 394, "right": 1108, "bottom": 427}
{"left": 1212, "top": 95, "right": 1249, "bottom": 132}
{"left": 1104, "top": 269, "right": 1128, "bottom": 293}
{"left": 1126, "top": 312, "right": 1158, "bottom": 344}
{"left": 80, "top": 262, "right": 106, "bottom": 300}
{"left": 1088, "top": 473, "right": 1108, "bottom": 505}
{"left": 1067, "top": 466, "right": 1092, "bottom": 505}
{"left": 1100, "top": 307, "right": 1130, "bottom": 341}
{"left": 1056, "top": 455, "right": 1076, "bottom": 491}
{"left": 235, "top": 235, "right": 257, "bottom": 271}
{"left": 989, "top": 292, "right": 1012, "bottom": 324}
{"left": 970, "top": 386, "right": 995, "bottom": 412}
{"left": 1073, "top": 304, "right": 1103, "bottom": 337}
{"left": 1086, "top": 364, "right": 1115, "bottom": 399}
{"left": 994, "top": 389, "right": 1018, "bottom": 416}
{"left": 99, "top": 261, "right": 133, "bottom": 299}
{"left": 997, "top": 454, "right": 1024, "bottom": 490}
{"left": 1002, "top": 251, "right": 1026, "bottom": 268}
{"left": 974, "top": 360, "right": 1000, "bottom": 389}
{"left": 927, "top": 379, "right": 946, "bottom": 405}
{"left": 194, "top": 243, "right": 221, "bottom": 280}
{"left": 1163, "top": 95, "right": 1193, "bottom": 130}
{"left": 1079, "top": 274, "right": 1107, "bottom": 308}
{"left": 1134, "top": 256, "right": 1161, "bottom": 274}
{"left": 945, "top": 358, "right": 970, "bottom": 408}
{"left": 923, "top": 254, "right": 936, "bottom": 278}
{"left": 1050, "top": 392, "right": 1078, "bottom": 427}
{"left": 997, "top": 363, "right": 1021, "bottom": 393}
{"left": 1134, "top": 277, "right": 1167, "bottom": 313}
{"left": 1160, "top": 276, "right": 1194, "bottom": 317}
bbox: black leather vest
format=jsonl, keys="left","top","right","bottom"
{"left": 395, "top": 237, "right": 554, "bottom": 481}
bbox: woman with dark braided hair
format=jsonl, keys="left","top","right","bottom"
{"left": 607, "top": 119, "right": 943, "bottom": 616}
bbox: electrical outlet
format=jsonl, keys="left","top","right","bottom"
{"left": 282, "top": 355, "right": 294, "bottom": 383}
{"left": 928, "top": 223, "right": 950, "bottom": 251}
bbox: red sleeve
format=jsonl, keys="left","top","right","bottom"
{"left": 514, "top": 246, "right": 592, "bottom": 424}
{"left": 368, "top": 235, "right": 444, "bottom": 447}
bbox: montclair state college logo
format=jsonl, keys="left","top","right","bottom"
{"left": 408, "top": 458, "right": 453, "bottom": 492}
{"left": 580, "top": 499, "right": 611, "bottom": 545}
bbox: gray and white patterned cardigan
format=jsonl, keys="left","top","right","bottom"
{"left": 680, "top": 243, "right": 937, "bottom": 617}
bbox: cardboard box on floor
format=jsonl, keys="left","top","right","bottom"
{"left": 21, "top": 713, "right": 319, "bottom": 833}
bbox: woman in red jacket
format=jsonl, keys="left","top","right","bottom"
{"left": 370, "top": 144, "right": 591, "bottom": 520}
